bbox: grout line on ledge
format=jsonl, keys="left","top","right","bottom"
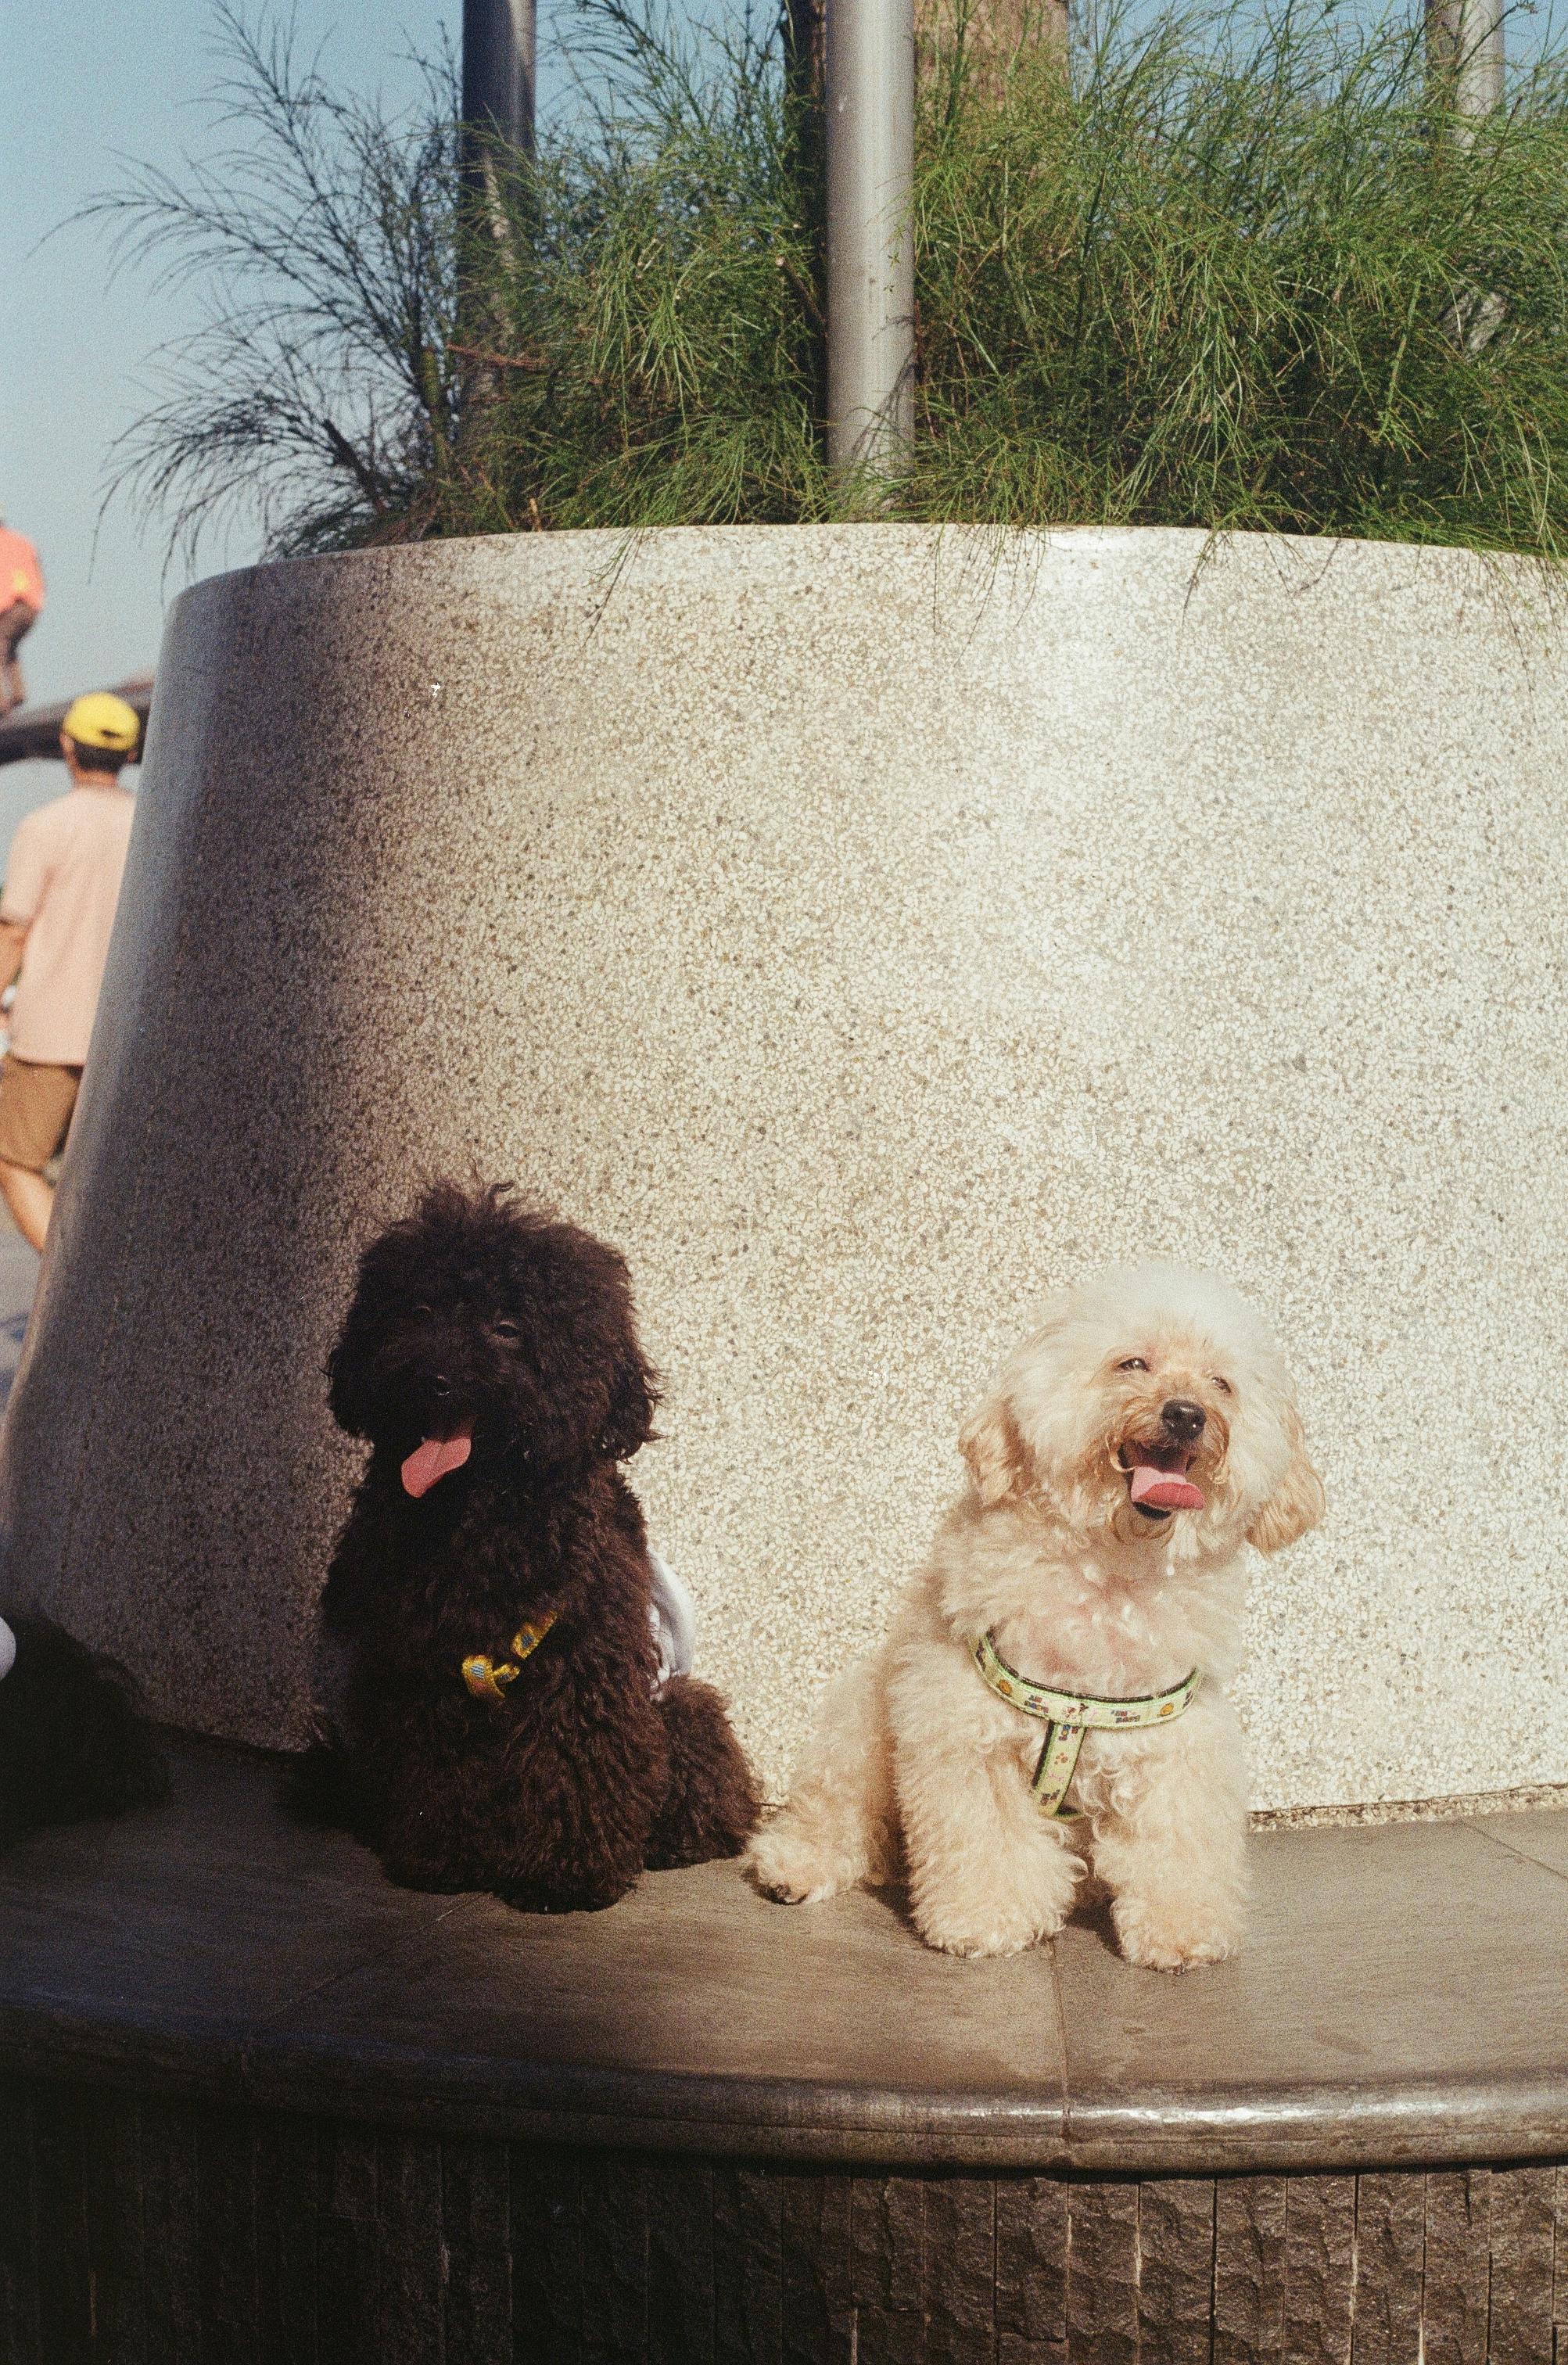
{"left": 1250, "top": 1781, "right": 1568, "bottom": 1830}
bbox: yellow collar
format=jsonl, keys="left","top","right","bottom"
{"left": 461, "top": 1609, "right": 560, "bottom": 1703}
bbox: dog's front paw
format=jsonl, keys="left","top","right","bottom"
{"left": 918, "top": 1917, "right": 1040, "bottom": 1960}
{"left": 745, "top": 1821, "right": 845, "bottom": 1905}
{"left": 1113, "top": 1897, "right": 1242, "bottom": 1973}
{"left": 913, "top": 1891, "right": 1061, "bottom": 1961}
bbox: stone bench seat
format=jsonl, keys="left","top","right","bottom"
{"left": 3, "top": 1737, "right": 1567, "bottom": 2360}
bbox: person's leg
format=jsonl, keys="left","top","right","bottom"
{"left": 0, "top": 1162, "right": 53, "bottom": 1252}
{"left": 0, "top": 604, "right": 37, "bottom": 716}
{"left": 0, "top": 1059, "right": 80, "bottom": 1249}
{"left": 0, "top": 606, "right": 18, "bottom": 715}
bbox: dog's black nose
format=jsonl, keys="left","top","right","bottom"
{"left": 431, "top": 1376, "right": 452, "bottom": 1398}
{"left": 1161, "top": 1397, "right": 1206, "bottom": 1441}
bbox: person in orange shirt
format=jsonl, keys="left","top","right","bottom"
{"left": 0, "top": 692, "right": 139, "bottom": 1249}
{"left": 0, "top": 518, "right": 45, "bottom": 717}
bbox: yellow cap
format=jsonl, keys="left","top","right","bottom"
{"left": 62, "top": 691, "right": 141, "bottom": 755}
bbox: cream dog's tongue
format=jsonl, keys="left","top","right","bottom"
{"left": 1129, "top": 1462, "right": 1205, "bottom": 1511}
{"left": 401, "top": 1431, "right": 473, "bottom": 1498}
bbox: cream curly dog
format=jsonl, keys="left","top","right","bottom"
{"left": 748, "top": 1262, "right": 1323, "bottom": 1970}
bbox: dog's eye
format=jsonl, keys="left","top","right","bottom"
{"left": 493, "top": 1318, "right": 521, "bottom": 1343}
{"left": 1211, "top": 1375, "right": 1233, "bottom": 1395}
{"left": 411, "top": 1303, "right": 433, "bottom": 1319}
{"left": 1115, "top": 1357, "right": 1148, "bottom": 1373}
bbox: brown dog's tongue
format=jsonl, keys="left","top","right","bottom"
{"left": 1129, "top": 1462, "right": 1205, "bottom": 1511}
{"left": 401, "top": 1430, "right": 473, "bottom": 1498}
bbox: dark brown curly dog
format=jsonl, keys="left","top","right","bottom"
{"left": 300, "top": 1182, "right": 759, "bottom": 1911}
{"left": 0, "top": 1615, "right": 167, "bottom": 1846}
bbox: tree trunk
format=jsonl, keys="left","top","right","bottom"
{"left": 1426, "top": 0, "right": 1504, "bottom": 131}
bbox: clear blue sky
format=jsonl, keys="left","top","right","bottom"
{"left": 1, "top": 0, "right": 458, "bottom": 842}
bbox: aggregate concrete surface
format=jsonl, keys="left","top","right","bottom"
{"left": 5, "top": 525, "right": 1565, "bottom": 1813}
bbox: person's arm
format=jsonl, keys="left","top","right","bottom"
{"left": 0, "top": 813, "right": 48, "bottom": 1001}
{"left": 0, "top": 919, "right": 27, "bottom": 999}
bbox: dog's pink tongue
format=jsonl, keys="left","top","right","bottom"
{"left": 401, "top": 1431, "right": 472, "bottom": 1498}
{"left": 1130, "top": 1462, "right": 1205, "bottom": 1511}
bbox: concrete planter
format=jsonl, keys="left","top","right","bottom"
{"left": 4, "top": 523, "right": 1564, "bottom": 1813}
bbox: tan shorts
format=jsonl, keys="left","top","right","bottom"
{"left": 0, "top": 1055, "right": 81, "bottom": 1173}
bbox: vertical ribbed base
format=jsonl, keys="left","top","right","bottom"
{"left": 2, "top": 2077, "right": 1562, "bottom": 2363}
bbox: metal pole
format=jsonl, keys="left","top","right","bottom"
{"left": 1427, "top": 0, "right": 1504, "bottom": 130}
{"left": 462, "top": 0, "right": 536, "bottom": 168}
{"left": 458, "top": 0, "right": 533, "bottom": 416}
{"left": 825, "top": 0, "right": 916, "bottom": 480}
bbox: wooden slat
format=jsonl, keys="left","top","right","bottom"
{"left": 648, "top": 2159, "right": 716, "bottom": 2365}
{"left": 28, "top": 2080, "right": 91, "bottom": 2365}
{"left": 849, "top": 2174, "right": 926, "bottom": 2365}
{"left": 439, "top": 2137, "right": 511, "bottom": 2365}
{"left": 1064, "top": 2180, "right": 1139, "bottom": 2365}
{"left": 1421, "top": 2170, "right": 1491, "bottom": 2365}
{"left": 1487, "top": 2166, "right": 1556, "bottom": 2365}
{"left": 198, "top": 2108, "right": 260, "bottom": 2365}
{"left": 139, "top": 2100, "right": 203, "bottom": 2365}
{"left": 511, "top": 2148, "right": 584, "bottom": 2365}
{"left": 254, "top": 2109, "right": 321, "bottom": 2365}
{"left": 327, "top": 2120, "right": 379, "bottom": 2228}
{"left": 780, "top": 2173, "right": 853, "bottom": 2365}
{"left": 316, "top": 2127, "right": 379, "bottom": 2365}
{"left": 579, "top": 2151, "right": 649, "bottom": 2365}
{"left": 995, "top": 2175, "right": 1068, "bottom": 2365}
{"left": 371, "top": 2134, "right": 446, "bottom": 2365}
{"left": 923, "top": 2177, "right": 996, "bottom": 2365}
{"left": 82, "top": 2091, "right": 148, "bottom": 2365}
{"left": 713, "top": 2166, "right": 782, "bottom": 2365}
{"left": 1350, "top": 2173, "right": 1425, "bottom": 2365}
{"left": 1137, "top": 2178, "right": 1215, "bottom": 2365}
{"left": 1281, "top": 2177, "right": 1355, "bottom": 2365}
{"left": 0, "top": 2080, "right": 41, "bottom": 2365}
{"left": 1214, "top": 2175, "right": 1287, "bottom": 2364}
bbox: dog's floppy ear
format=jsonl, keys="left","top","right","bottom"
{"left": 326, "top": 1315, "right": 375, "bottom": 1439}
{"left": 959, "top": 1391, "right": 1031, "bottom": 1508}
{"left": 325, "top": 1253, "right": 389, "bottom": 1439}
{"left": 1247, "top": 1404, "right": 1325, "bottom": 1554}
{"left": 598, "top": 1345, "right": 660, "bottom": 1462}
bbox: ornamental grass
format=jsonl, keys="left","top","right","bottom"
{"left": 99, "top": 0, "right": 1568, "bottom": 560}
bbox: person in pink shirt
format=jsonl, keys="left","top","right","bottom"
{"left": 0, "top": 692, "right": 139, "bottom": 1249}
{"left": 0, "top": 519, "right": 45, "bottom": 716}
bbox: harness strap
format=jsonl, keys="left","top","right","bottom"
{"left": 971, "top": 1631, "right": 1200, "bottom": 1819}
{"left": 462, "top": 1609, "right": 560, "bottom": 1703}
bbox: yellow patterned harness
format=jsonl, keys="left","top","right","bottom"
{"left": 971, "top": 1631, "right": 1200, "bottom": 1819}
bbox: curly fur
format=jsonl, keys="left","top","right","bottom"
{"left": 0, "top": 1614, "right": 169, "bottom": 1845}
{"left": 748, "top": 1261, "right": 1323, "bottom": 1971}
{"left": 304, "top": 1182, "right": 758, "bottom": 1911}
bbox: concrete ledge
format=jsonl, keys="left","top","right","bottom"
{"left": 4, "top": 1739, "right": 1567, "bottom": 2177}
